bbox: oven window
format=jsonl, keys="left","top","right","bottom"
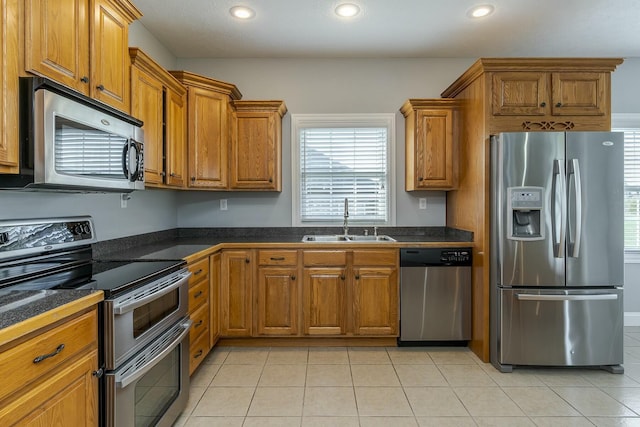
{"left": 135, "top": 344, "right": 180, "bottom": 427}
{"left": 132, "top": 288, "right": 179, "bottom": 338}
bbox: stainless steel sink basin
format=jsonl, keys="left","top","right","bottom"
{"left": 301, "top": 234, "right": 396, "bottom": 242}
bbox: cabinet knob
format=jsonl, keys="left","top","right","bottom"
{"left": 80, "top": 76, "right": 89, "bottom": 83}
{"left": 355, "top": 274, "right": 360, "bottom": 280}
{"left": 96, "top": 84, "right": 105, "bottom": 91}
{"left": 92, "top": 368, "right": 104, "bottom": 378}
{"left": 245, "top": 258, "right": 250, "bottom": 263}
{"left": 268, "top": 177, "right": 273, "bottom": 183}
{"left": 418, "top": 177, "right": 424, "bottom": 181}
{"left": 291, "top": 275, "right": 296, "bottom": 280}
{"left": 170, "top": 173, "right": 176, "bottom": 177}
{"left": 160, "top": 171, "right": 166, "bottom": 177}
{"left": 340, "top": 274, "right": 345, "bottom": 280}
{"left": 191, "top": 177, "right": 196, "bottom": 181}
{"left": 556, "top": 102, "right": 562, "bottom": 107}
{"left": 540, "top": 102, "right": 546, "bottom": 107}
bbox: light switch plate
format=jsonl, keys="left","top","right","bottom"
{"left": 220, "top": 199, "right": 228, "bottom": 211}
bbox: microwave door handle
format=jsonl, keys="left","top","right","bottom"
{"left": 122, "top": 141, "right": 132, "bottom": 180}
{"left": 129, "top": 139, "right": 142, "bottom": 181}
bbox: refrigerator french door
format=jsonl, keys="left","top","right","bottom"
{"left": 490, "top": 131, "right": 624, "bottom": 373}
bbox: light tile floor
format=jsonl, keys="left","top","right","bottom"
{"left": 174, "top": 327, "right": 640, "bottom": 427}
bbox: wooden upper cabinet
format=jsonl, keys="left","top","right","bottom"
{"left": 0, "top": 0, "right": 19, "bottom": 174}
{"left": 130, "top": 48, "right": 187, "bottom": 188}
{"left": 25, "top": 0, "right": 140, "bottom": 113}
{"left": 492, "top": 71, "right": 607, "bottom": 117}
{"left": 400, "top": 99, "right": 459, "bottom": 191}
{"left": 443, "top": 58, "right": 623, "bottom": 133}
{"left": 169, "top": 71, "right": 242, "bottom": 190}
{"left": 231, "top": 101, "right": 287, "bottom": 191}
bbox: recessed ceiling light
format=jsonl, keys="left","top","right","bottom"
{"left": 335, "top": 3, "right": 360, "bottom": 18}
{"left": 230, "top": 6, "right": 255, "bottom": 19}
{"left": 467, "top": 4, "right": 495, "bottom": 18}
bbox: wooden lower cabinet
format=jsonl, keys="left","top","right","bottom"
{"left": 256, "top": 266, "right": 298, "bottom": 335}
{"left": 0, "top": 307, "right": 100, "bottom": 426}
{"left": 187, "top": 255, "right": 211, "bottom": 374}
{"left": 302, "top": 267, "right": 347, "bottom": 335}
{"left": 352, "top": 266, "right": 398, "bottom": 335}
{"left": 221, "top": 249, "right": 253, "bottom": 337}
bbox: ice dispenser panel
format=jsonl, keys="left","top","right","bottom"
{"left": 507, "top": 187, "right": 544, "bottom": 241}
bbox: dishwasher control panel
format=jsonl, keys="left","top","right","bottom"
{"left": 400, "top": 248, "right": 472, "bottom": 267}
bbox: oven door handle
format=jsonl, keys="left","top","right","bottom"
{"left": 112, "top": 269, "right": 191, "bottom": 315}
{"left": 116, "top": 319, "right": 192, "bottom": 389}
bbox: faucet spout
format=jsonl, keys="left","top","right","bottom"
{"left": 343, "top": 198, "right": 349, "bottom": 236}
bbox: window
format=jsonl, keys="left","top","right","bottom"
{"left": 291, "top": 114, "right": 395, "bottom": 226}
{"left": 613, "top": 113, "right": 640, "bottom": 255}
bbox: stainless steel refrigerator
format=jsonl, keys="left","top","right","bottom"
{"left": 490, "top": 131, "right": 624, "bottom": 373}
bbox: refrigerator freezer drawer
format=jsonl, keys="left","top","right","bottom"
{"left": 498, "top": 288, "right": 623, "bottom": 367}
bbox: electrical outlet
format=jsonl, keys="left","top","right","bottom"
{"left": 220, "top": 199, "right": 228, "bottom": 211}
{"left": 121, "top": 193, "right": 129, "bottom": 209}
{"left": 419, "top": 198, "right": 427, "bottom": 210}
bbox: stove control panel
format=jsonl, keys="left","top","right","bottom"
{"left": 67, "top": 220, "right": 93, "bottom": 240}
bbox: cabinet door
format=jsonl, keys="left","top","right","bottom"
{"left": 24, "top": 0, "right": 90, "bottom": 95}
{"left": 130, "top": 66, "right": 164, "bottom": 185}
{"left": 165, "top": 87, "right": 187, "bottom": 187}
{"left": 302, "top": 267, "right": 346, "bottom": 335}
{"left": 210, "top": 252, "right": 221, "bottom": 346}
{"left": 551, "top": 72, "right": 607, "bottom": 116}
{"left": 91, "top": 0, "right": 130, "bottom": 112}
{"left": 491, "top": 72, "right": 549, "bottom": 116}
{"left": 353, "top": 267, "right": 398, "bottom": 336}
{"left": 221, "top": 250, "right": 253, "bottom": 336}
{"left": 256, "top": 267, "right": 298, "bottom": 336}
{"left": 413, "top": 109, "right": 456, "bottom": 189}
{"left": 0, "top": 0, "right": 18, "bottom": 173}
{"left": 0, "top": 351, "right": 98, "bottom": 426}
{"left": 231, "top": 111, "right": 279, "bottom": 190}
{"left": 188, "top": 88, "right": 229, "bottom": 188}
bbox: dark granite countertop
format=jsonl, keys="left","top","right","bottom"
{"left": 0, "top": 289, "right": 102, "bottom": 331}
{"left": 93, "top": 226, "right": 474, "bottom": 261}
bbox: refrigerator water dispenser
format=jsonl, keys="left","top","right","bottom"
{"left": 507, "top": 187, "right": 544, "bottom": 240}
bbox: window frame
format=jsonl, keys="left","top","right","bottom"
{"left": 612, "top": 113, "right": 640, "bottom": 263}
{"left": 291, "top": 113, "right": 396, "bottom": 227}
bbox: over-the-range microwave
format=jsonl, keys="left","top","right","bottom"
{"left": 0, "top": 77, "right": 144, "bottom": 192}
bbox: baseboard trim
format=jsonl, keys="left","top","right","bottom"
{"left": 625, "top": 312, "right": 640, "bottom": 326}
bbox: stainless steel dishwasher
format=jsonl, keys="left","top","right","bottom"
{"left": 399, "top": 248, "right": 472, "bottom": 345}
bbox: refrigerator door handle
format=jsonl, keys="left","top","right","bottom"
{"left": 568, "top": 158, "right": 583, "bottom": 258}
{"left": 516, "top": 293, "right": 618, "bottom": 301}
{"left": 551, "top": 159, "right": 565, "bottom": 258}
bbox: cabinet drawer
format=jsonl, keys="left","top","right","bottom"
{"left": 189, "top": 331, "right": 210, "bottom": 375}
{"left": 352, "top": 250, "right": 397, "bottom": 266}
{"left": 303, "top": 250, "right": 347, "bottom": 266}
{"left": 258, "top": 250, "right": 298, "bottom": 266}
{"left": 0, "top": 309, "right": 97, "bottom": 402}
{"left": 189, "top": 278, "right": 209, "bottom": 311}
{"left": 189, "top": 302, "right": 210, "bottom": 343}
{"left": 188, "top": 257, "right": 210, "bottom": 285}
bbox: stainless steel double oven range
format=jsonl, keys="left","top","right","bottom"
{"left": 0, "top": 217, "right": 192, "bottom": 426}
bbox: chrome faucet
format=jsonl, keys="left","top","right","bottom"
{"left": 343, "top": 198, "right": 349, "bottom": 236}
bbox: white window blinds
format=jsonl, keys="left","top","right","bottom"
{"left": 297, "top": 124, "right": 390, "bottom": 224}
{"left": 622, "top": 130, "right": 640, "bottom": 251}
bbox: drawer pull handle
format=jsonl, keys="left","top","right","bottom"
{"left": 270, "top": 257, "right": 285, "bottom": 261}
{"left": 194, "top": 268, "right": 204, "bottom": 275}
{"left": 194, "top": 349, "right": 203, "bottom": 359}
{"left": 194, "top": 290, "right": 203, "bottom": 298}
{"left": 195, "top": 319, "right": 203, "bottom": 327}
{"left": 33, "top": 344, "right": 65, "bottom": 364}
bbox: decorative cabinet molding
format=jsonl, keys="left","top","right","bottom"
{"left": 231, "top": 101, "right": 287, "bottom": 191}
{"left": 130, "top": 48, "right": 187, "bottom": 188}
{"left": 25, "top": 0, "right": 141, "bottom": 113}
{"left": 401, "top": 99, "right": 459, "bottom": 191}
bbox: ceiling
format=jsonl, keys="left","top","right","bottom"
{"left": 132, "top": 0, "right": 640, "bottom": 59}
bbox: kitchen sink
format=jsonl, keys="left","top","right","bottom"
{"left": 301, "top": 234, "right": 396, "bottom": 243}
